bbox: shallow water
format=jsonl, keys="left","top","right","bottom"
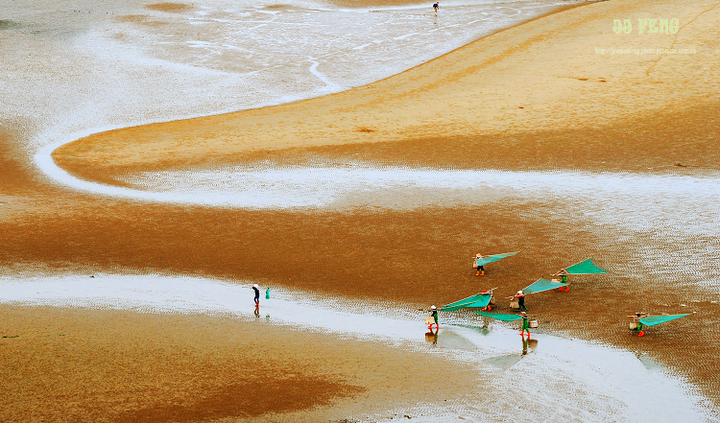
{"left": 2, "top": 0, "right": 575, "bottom": 159}
{"left": 0, "top": 272, "right": 712, "bottom": 422}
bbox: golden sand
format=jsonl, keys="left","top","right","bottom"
{"left": 146, "top": 3, "right": 194, "bottom": 13}
{"left": 54, "top": 0, "right": 720, "bottom": 181}
{"left": 1, "top": 305, "right": 481, "bottom": 423}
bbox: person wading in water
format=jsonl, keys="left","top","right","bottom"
{"left": 252, "top": 284, "right": 260, "bottom": 307}
{"left": 520, "top": 311, "right": 530, "bottom": 337}
{"left": 428, "top": 305, "right": 439, "bottom": 331}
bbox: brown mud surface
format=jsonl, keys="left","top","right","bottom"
{"left": 146, "top": 3, "right": 194, "bottom": 13}
{"left": 3, "top": 137, "right": 720, "bottom": 418}
{"left": 0, "top": 305, "right": 481, "bottom": 423}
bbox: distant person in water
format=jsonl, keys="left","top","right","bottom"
{"left": 433, "top": 1, "right": 440, "bottom": 15}
{"left": 252, "top": 284, "right": 260, "bottom": 307}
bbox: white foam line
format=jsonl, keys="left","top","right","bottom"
{"left": 35, "top": 143, "right": 720, "bottom": 226}
{"left": 307, "top": 58, "right": 342, "bottom": 91}
{"left": 34, "top": 141, "right": 249, "bottom": 207}
{"left": 394, "top": 33, "right": 419, "bottom": 41}
{"left": 227, "top": 19, "right": 330, "bottom": 26}
{"left": 353, "top": 43, "right": 373, "bottom": 50}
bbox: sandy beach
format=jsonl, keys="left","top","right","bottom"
{"left": 2, "top": 0, "right": 720, "bottom": 421}
{"left": 53, "top": 0, "right": 720, "bottom": 179}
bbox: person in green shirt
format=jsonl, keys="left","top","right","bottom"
{"left": 628, "top": 312, "right": 648, "bottom": 337}
{"left": 520, "top": 311, "right": 530, "bottom": 337}
{"left": 428, "top": 305, "right": 439, "bottom": 331}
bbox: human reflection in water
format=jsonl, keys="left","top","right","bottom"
{"left": 481, "top": 315, "right": 491, "bottom": 330}
{"left": 254, "top": 307, "right": 260, "bottom": 318}
{"left": 425, "top": 327, "right": 438, "bottom": 345}
{"left": 522, "top": 337, "right": 539, "bottom": 356}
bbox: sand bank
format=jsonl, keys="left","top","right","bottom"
{"left": 54, "top": 0, "right": 720, "bottom": 182}
{"left": 0, "top": 304, "right": 487, "bottom": 423}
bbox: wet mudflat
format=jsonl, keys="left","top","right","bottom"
{"left": 3, "top": 183, "right": 718, "bottom": 420}
{"left": 1, "top": 273, "right": 712, "bottom": 422}
{"left": 2, "top": 0, "right": 720, "bottom": 421}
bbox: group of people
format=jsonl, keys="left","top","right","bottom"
{"left": 427, "top": 301, "right": 532, "bottom": 337}
{"left": 511, "top": 291, "right": 531, "bottom": 336}
{"left": 428, "top": 253, "right": 534, "bottom": 336}
{"left": 428, "top": 297, "right": 531, "bottom": 336}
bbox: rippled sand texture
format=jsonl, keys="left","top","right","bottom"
{"left": 3, "top": 0, "right": 720, "bottom": 422}
{"left": 1, "top": 304, "right": 490, "bottom": 423}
